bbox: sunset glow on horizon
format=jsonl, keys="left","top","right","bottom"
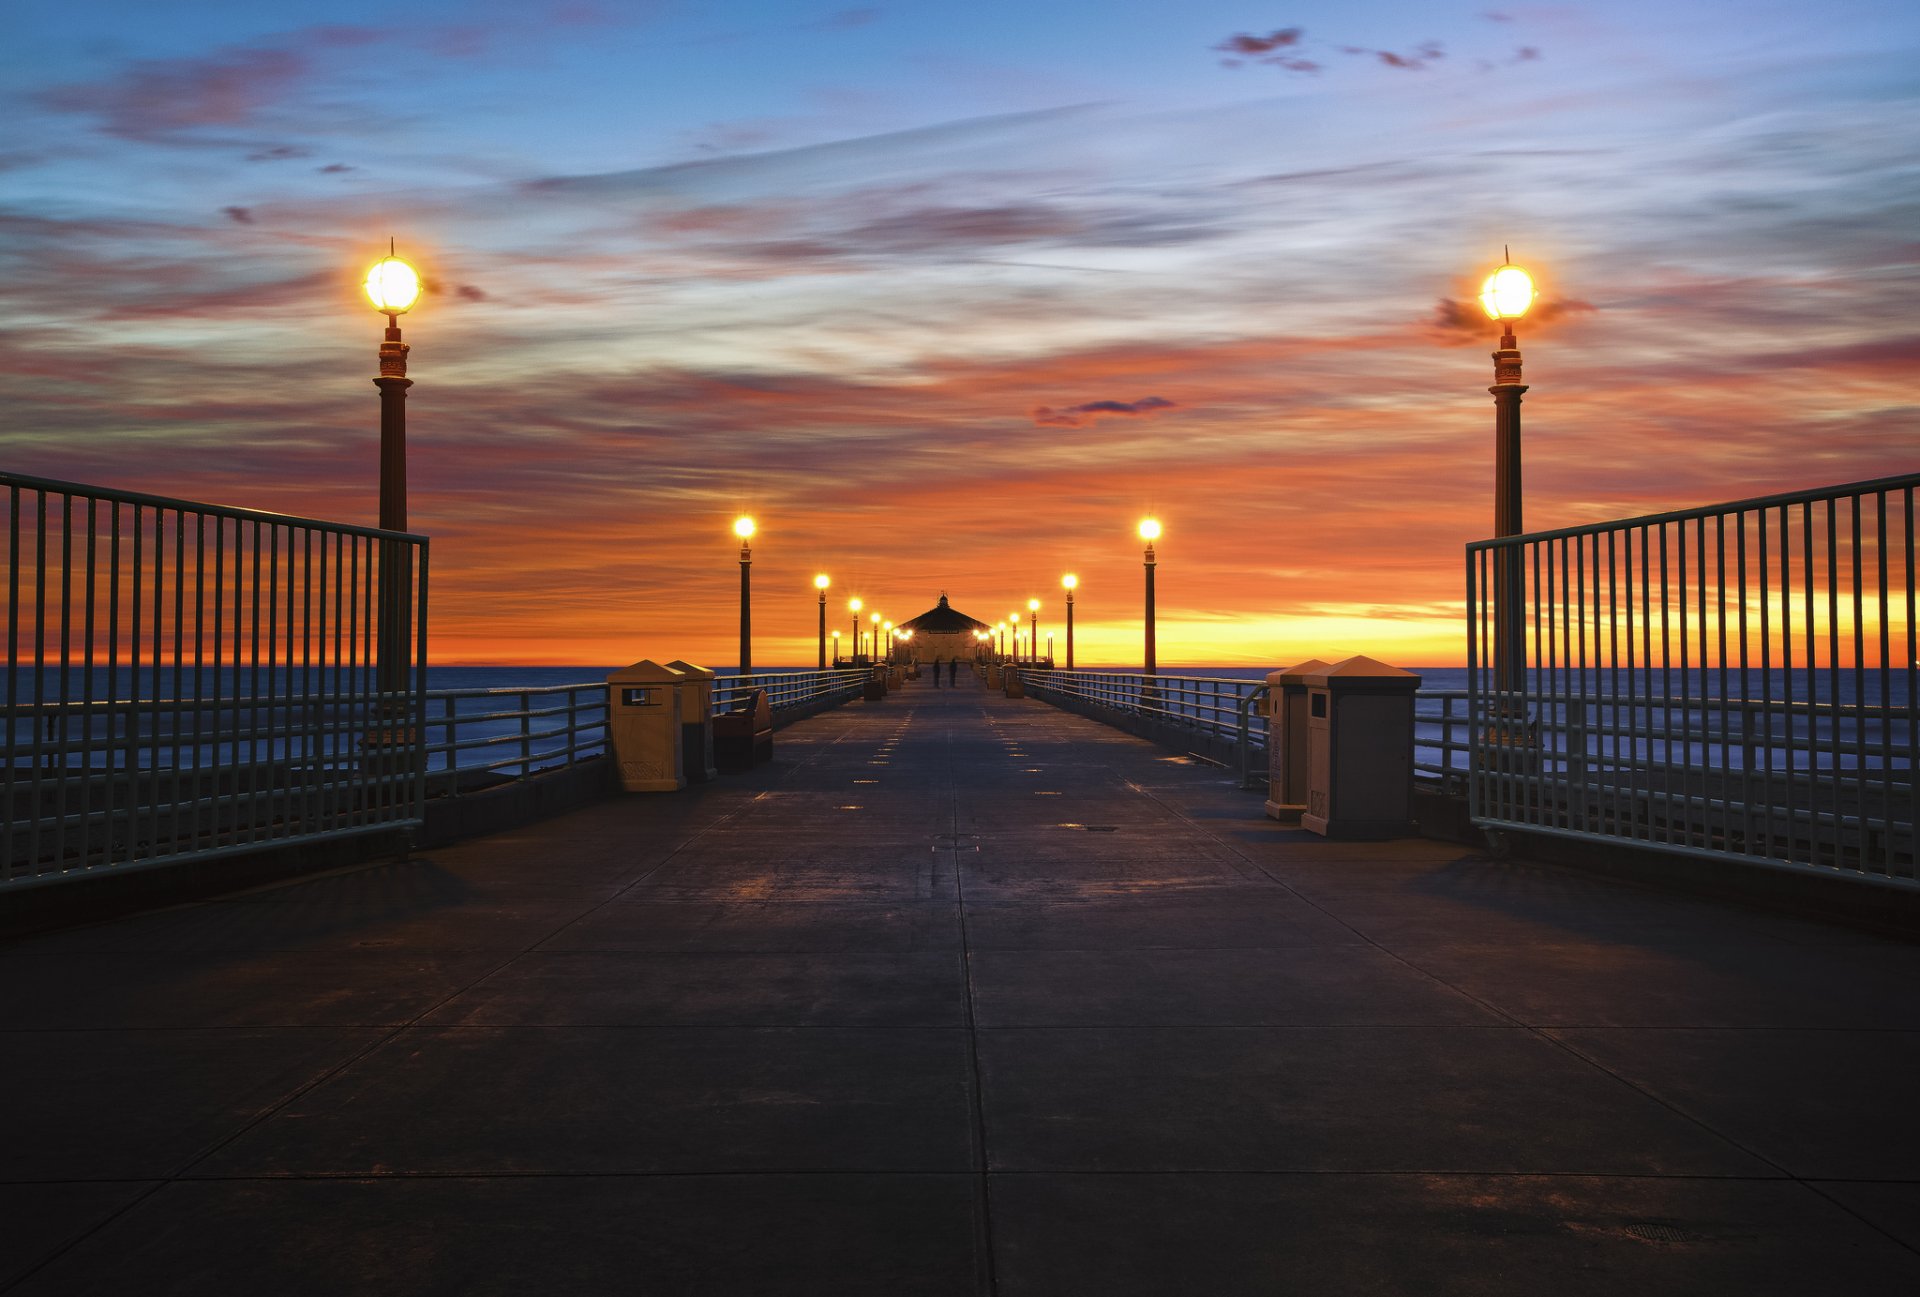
{"left": 3, "top": 1, "right": 1915, "bottom": 667}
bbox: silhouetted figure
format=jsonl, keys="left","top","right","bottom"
{"left": 931, "top": 656, "right": 943, "bottom": 687}
{"left": 947, "top": 656, "right": 958, "bottom": 686}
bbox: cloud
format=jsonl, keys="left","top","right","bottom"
{"left": 1216, "top": 29, "right": 1304, "bottom": 56}
{"left": 805, "top": 8, "right": 880, "bottom": 30}
{"left": 1343, "top": 41, "right": 1445, "bottom": 70}
{"left": 246, "top": 145, "right": 311, "bottom": 162}
{"left": 1032, "top": 396, "right": 1176, "bottom": 427}
{"left": 220, "top": 206, "right": 255, "bottom": 224}
{"left": 317, "top": 163, "right": 355, "bottom": 173}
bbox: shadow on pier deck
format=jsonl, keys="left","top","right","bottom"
{"left": 4, "top": 685, "right": 1919, "bottom": 1294}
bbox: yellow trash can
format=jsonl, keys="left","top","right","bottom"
{"left": 606, "top": 659, "right": 686, "bottom": 792}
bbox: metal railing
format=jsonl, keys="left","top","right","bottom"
{"left": 713, "top": 667, "right": 870, "bottom": 715}
{"left": 1017, "top": 669, "right": 1471, "bottom": 791}
{"left": 3, "top": 472, "right": 429, "bottom": 892}
{"left": 1467, "top": 472, "right": 1917, "bottom": 886}
{"left": 424, "top": 682, "right": 607, "bottom": 796}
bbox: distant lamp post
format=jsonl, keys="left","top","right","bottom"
{"left": 849, "top": 598, "right": 863, "bottom": 661}
{"left": 1010, "top": 612, "right": 1022, "bottom": 667}
{"left": 734, "top": 516, "right": 755, "bottom": 674}
{"left": 1480, "top": 251, "right": 1536, "bottom": 711}
{"left": 1061, "top": 574, "right": 1078, "bottom": 670}
{"left": 1027, "top": 599, "right": 1041, "bottom": 666}
{"left": 832, "top": 629, "right": 842, "bottom": 665}
{"left": 884, "top": 620, "right": 894, "bottom": 663}
{"left": 1139, "top": 518, "right": 1161, "bottom": 675}
{"left": 364, "top": 244, "right": 422, "bottom": 710}
{"left": 814, "top": 574, "right": 831, "bottom": 669}
{"left": 870, "top": 612, "right": 881, "bottom": 662}
{"left": 997, "top": 621, "right": 1008, "bottom": 660}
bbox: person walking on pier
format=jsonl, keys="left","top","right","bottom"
{"left": 931, "top": 656, "right": 944, "bottom": 687}
{"left": 947, "top": 656, "right": 958, "bottom": 686}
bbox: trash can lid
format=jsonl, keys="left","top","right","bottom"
{"left": 1301, "top": 655, "right": 1422, "bottom": 690}
{"left": 607, "top": 659, "right": 687, "bottom": 684}
{"left": 1266, "top": 658, "right": 1334, "bottom": 688}
{"left": 664, "top": 659, "right": 716, "bottom": 682}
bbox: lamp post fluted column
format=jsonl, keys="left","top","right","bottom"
{"left": 1063, "top": 575, "right": 1077, "bottom": 670}
{"left": 1478, "top": 253, "right": 1537, "bottom": 721}
{"left": 1028, "top": 600, "right": 1040, "bottom": 667}
{"left": 733, "top": 517, "right": 755, "bottom": 676}
{"left": 1139, "top": 519, "right": 1160, "bottom": 676}
{"left": 815, "top": 576, "right": 830, "bottom": 670}
{"left": 364, "top": 247, "right": 422, "bottom": 717}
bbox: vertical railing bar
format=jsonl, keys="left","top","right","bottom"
{"left": 1826, "top": 498, "right": 1841, "bottom": 871}
{"left": 1779, "top": 503, "right": 1796, "bottom": 869}
{"left": 1803, "top": 502, "right": 1819, "bottom": 869}
{"left": 1758, "top": 506, "right": 1774, "bottom": 862}
{"left": 105, "top": 501, "right": 124, "bottom": 868}
{"left": 1696, "top": 515, "right": 1710, "bottom": 855}
{"left": 1606, "top": 528, "right": 1621, "bottom": 842}
{"left": 1557, "top": 534, "right": 1572, "bottom": 827}
{"left": 1529, "top": 537, "right": 1543, "bottom": 828}
{"left": 209, "top": 512, "right": 226, "bottom": 849}
{"left": 1658, "top": 523, "right": 1673, "bottom": 850}
{"left": 78, "top": 497, "right": 98, "bottom": 870}
{"left": 3, "top": 487, "right": 21, "bottom": 884}
{"left": 53, "top": 493, "right": 73, "bottom": 872}
{"left": 1904, "top": 487, "right": 1916, "bottom": 880}
{"left": 1734, "top": 508, "right": 1751, "bottom": 857}
{"left": 189, "top": 511, "right": 206, "bottom": 853}
{"left": 147, "top": 506, "right": 167, "bottom": 864}
{"left": 1874, "top": 490, "right": 1892, "bottom": 878}
{"left": 346, "top": 531, "right": 363, "bottom": 828}
{"left": 28, "top": 491, "right": 50, "bottom": 876}
{"left": 265, "top": 525, "right": 283, "bottom": 840}
{"left": 300, "top": 528, "right": 317, "bottom": 842}
{"left": 1638, "top": 523, "right": 1652, "bottom": 843}
{"left": 1575, "top": 528, "right": 1590, "bottom": 831}
{"left": 1676, "top": 511, "right": 1691, "bottom": 848}
{"left": 244, "top": 519, "right": 262, "bottom": 843}
{"left": 1850, "top": 493, "right": 1867, "bottom": 874}
{"left": 1715, "top": 513, "right": 1729, "bottom": 857}
{"left": 414, "top": 541, "right": 430, "bottom": 825}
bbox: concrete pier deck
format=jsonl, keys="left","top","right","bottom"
{"left": 4, "top": 683, "right": 1919, "bottom": 1293}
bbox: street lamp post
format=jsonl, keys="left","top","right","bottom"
{"left": 870, "top": 612, "right": 881, "bottom": 663}
{"left": 1062, "top": 574, "right": 1077, "bottom": 670}
{"left": 734, "top": 517, "right": 755, "bottom": 675}
{"left": 997, "top": 622, "right": 1007, "bottom": 660}
{"left": 832, "top": 630, "right": 842, "bottom": 666}
{"left": 814, "top": 574, "right": 831, "bottom": 669}
{"left": 883, "top": 620, "right": 894, "bottom": 664}
{"left": 1028, "top": 599, "right": 1041, "bottom": 666}
{"left": 1139, "top": 518, "right": 1160, "bottom": 675}
{"left": 1010, "top": 613, "right": 1022, "bottom": 667}
{"left": 849, "top": 598, "right": 863, "bottom": 661}
{"left": 364, "top": 245, "right": 422, "bottom": 714}
{"left": 1480, "top": 252, "right": 1536, "bottom": 715}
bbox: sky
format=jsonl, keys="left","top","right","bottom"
{"left": 2, "top": 0, "right": 1916, "bottom": 666}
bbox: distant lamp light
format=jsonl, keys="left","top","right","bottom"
{"left": 1138, "top": 518, "right": 1161, "bottom": 542}
{"left": 1028, "top": 598, "right": 1040, "bottom": 612}
{"left": 1010, "top": 613, "right": 1021, "bottom": 625}
{"left": 364, "top": 251, "right": 421, "bottom": 319}
{"left": 1479, "top": 257, "right": 1535, "bottom": 321}
{"left": 1062, "top": 574, "right": 1078, "bottom": 591}
{"left": 850, "top": 598, "right": 863, "bottom": 613}
{"left": 733, "top": 516, "right": 756, "bottom": 539}
{"left": 815, "top": 573, "right": 831, "bottom": 590}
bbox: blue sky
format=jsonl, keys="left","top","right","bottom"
{"left": 3, "top": 1, "right": 1916, "bottom": 662}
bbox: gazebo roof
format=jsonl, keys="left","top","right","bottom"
{"left": 897, "top": 593, "right": 992, "bottom": 635}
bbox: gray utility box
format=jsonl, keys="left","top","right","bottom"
{"left": 606, "top": 659, "right": 687, "bottom": 792}
{"left": 1263, "top": 658, "right": 1332, "bottom": 824}
{"left": 1301, "top": 656, "right": 1422, "bottom": 839}
{"left": 665, "top": 659, "right": 720, "bottom": 783}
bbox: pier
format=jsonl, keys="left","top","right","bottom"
{"left": 5, "top": 682, "right": 1918, "bottom": 1293}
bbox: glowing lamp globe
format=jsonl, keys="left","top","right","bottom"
{"left": 733, "top": 516, "right": 755, "bottom": 540}
{"left": 1138, "top": 518, "right": 1161, "bottom": 542}
{"left": 1010, "top": 613, "right": 1021, "bottom": 625}
{"left": 1479, "top": 264, "right": 1535, "bottom": 321}
{"left": 364, "top": 256, "right": 421, "bottom": 316}
{"left": 871, "top": 613, "right": 880, "bottom": 624}
{"left": 1062, "top": 574, "right": 1078, "bottom": 591}
{"left": 814, "top": 574, "right": 831, "bottom": 590}
{"left": 1028, "top": 598, "right": 1040, "bottom": 612}
{"left": 849, "top": 598, "right": 862, "bottom": 613}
